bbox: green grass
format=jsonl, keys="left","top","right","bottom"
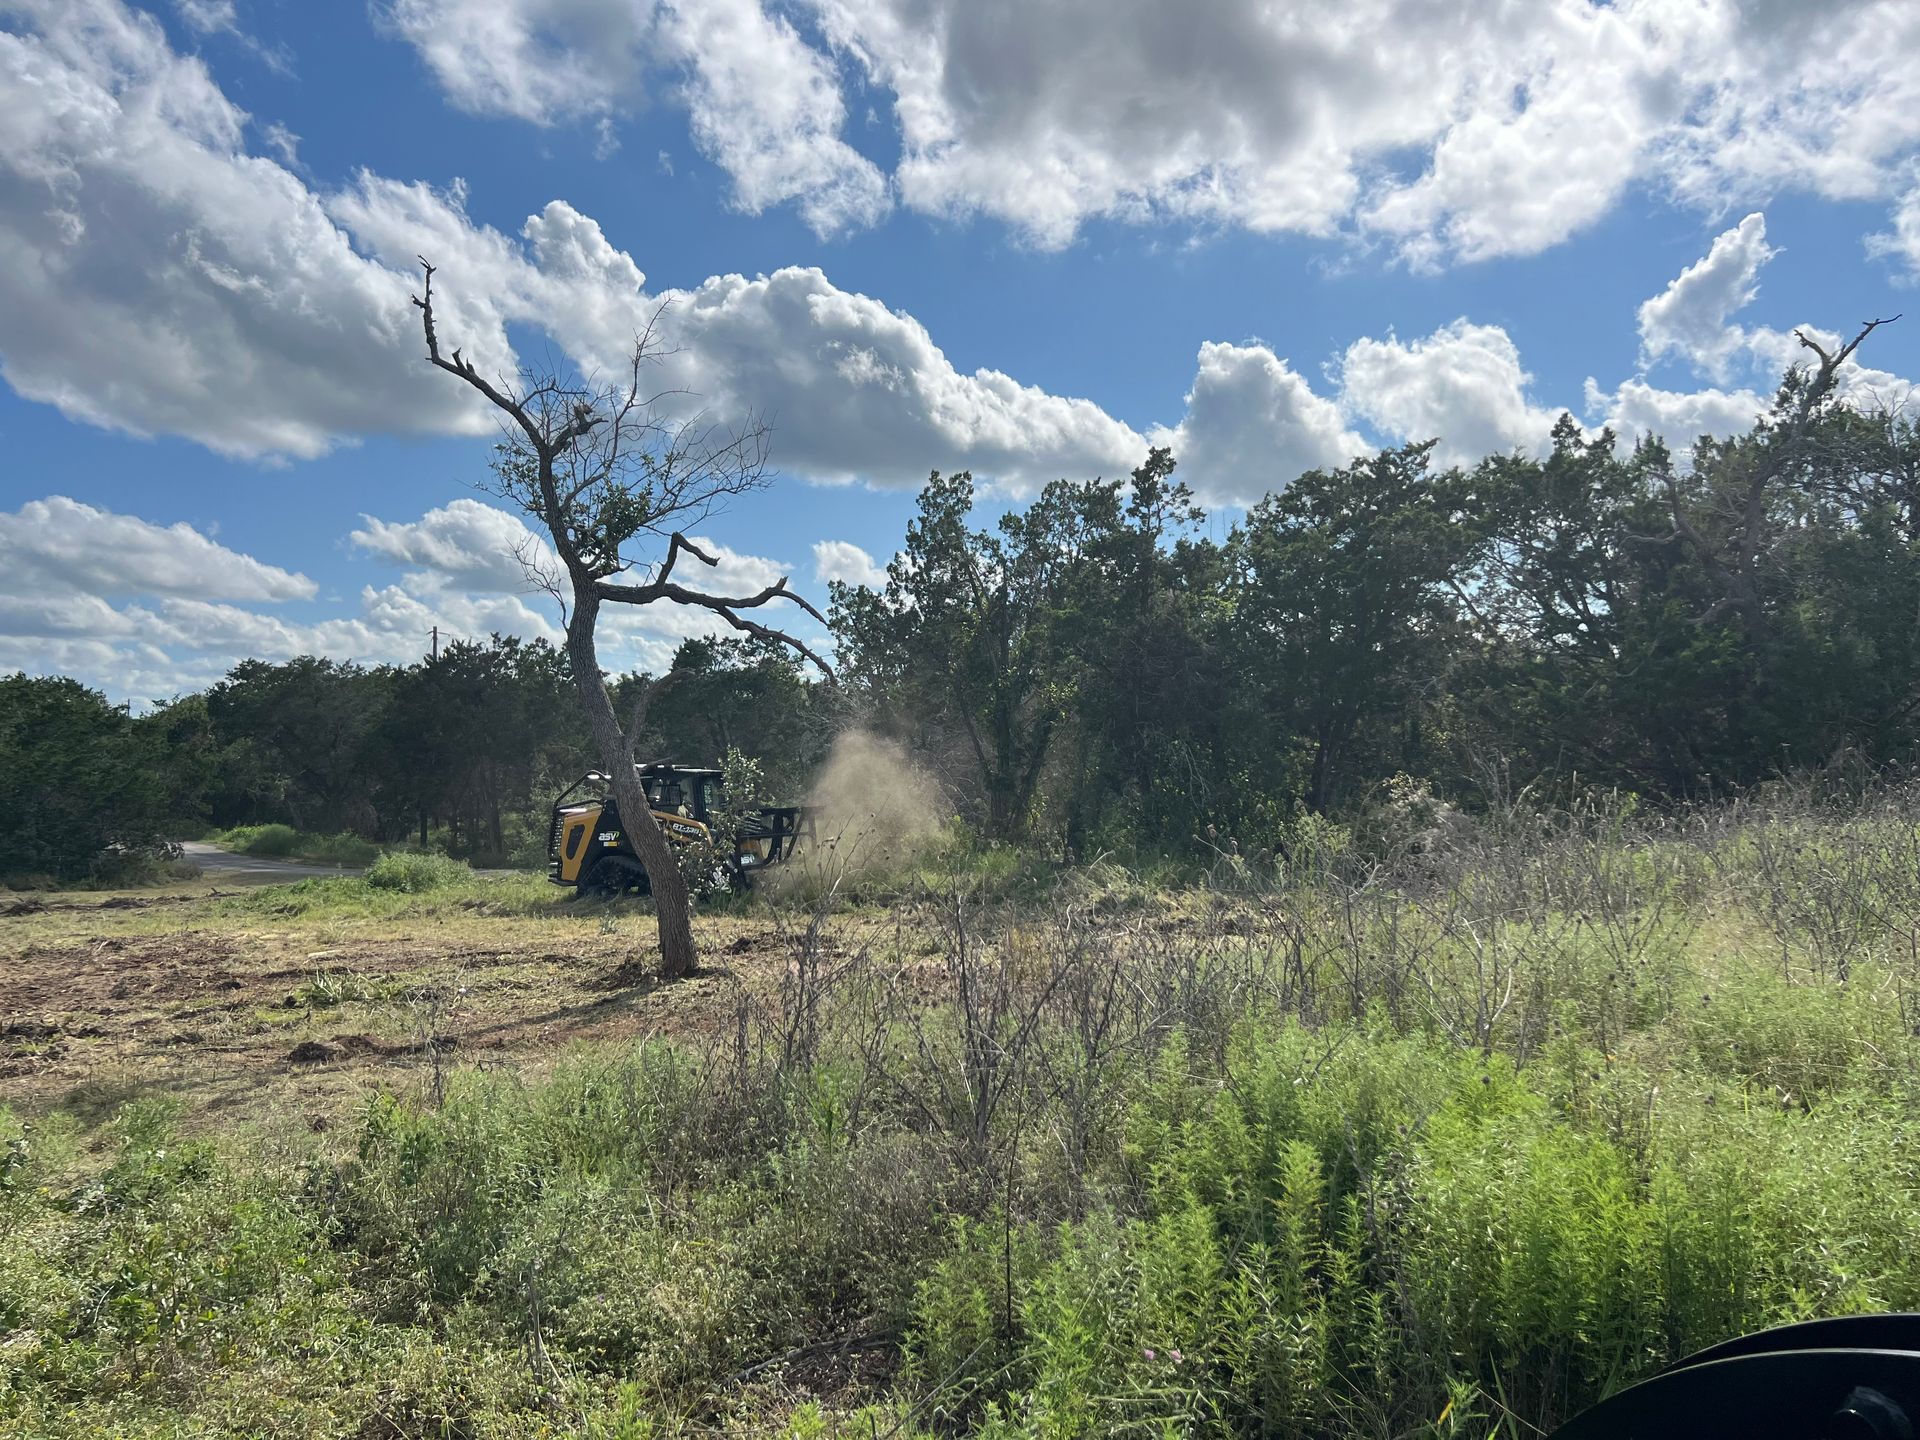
{"left": 211, "top": 867, "right": 563, "bottom": 922}
{"left": 9, "top": 796, "right": 1920, "bottom": 1436}
{"left": 365, "top": 849, "right": 474, "bottom": 893}
{"left": 207, "top": 824, "right": 380, "bottom": 868}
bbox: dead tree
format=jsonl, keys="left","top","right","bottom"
{"left": 1641, "top": 316, "right": 1899, "bottom": 637}
{"left": 414, "top": 261, "right": 829, "bottom": 979}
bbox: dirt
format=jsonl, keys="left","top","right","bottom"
{"left": 0, "top": 900, "right": 815, "bottom": 1127}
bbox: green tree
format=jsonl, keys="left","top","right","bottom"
{"left": 0, "top": 675, "right": 171, "bottom": 882}
{"left": 1228, "top": 443, "right": 1483, "bottom": 814}
{"left": 377, "top": 635, "right": 582, "bottom": 858}
{"left": 132, "top": 693, "right": 220, "bottom": 834}
{"left": 1046, "top": 449, "right": 1229, "bottom": 853}
{"left": 203, "top": 657, "right": 394, "bottom": 833}
{"left": 831, "top": 469, "right": 1085, "bottom": 839}
{"left": 1454, "top": 418, "right": 1691, "bottom": 792}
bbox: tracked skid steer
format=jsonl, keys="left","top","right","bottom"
{"left": 545, "top": 763, "right": 812, "bottom": 897}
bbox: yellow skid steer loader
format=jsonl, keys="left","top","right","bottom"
{"left": 545, "top": 763, "right": 810, "bottom": 896}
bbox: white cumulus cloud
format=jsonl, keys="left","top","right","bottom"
{"left": 384, "top": 0, "right": 1920, "bottom": 264}
{"left": 0, "top": 496, "right": 519, "bottom": 698}
{"left": 1588, "top": 214, "right": 1916, "bottom": 444}
{"left": 0, "top": 496, "right": 315, "bottom": 602}
{"left": 1581, "top": 376, "right": 1770, "bottom": 451}
{"left": 381, "top": 0, "right": 886, "bottom": 236}
{"left": 4, "top": 0, "right": 1915, "bottom": 564}
{"left": 1868, "top": 181, "right": 1920, "bottom": 280}
{"left": 812, "top": 539, "right": 887, "bottom": 588}
{"left": 350, "top": 499, "right": 558, "bottom": 593}
{"left": 0, "top": 0, "right": 1130, "bottom": 490}
{"left": 1637, "top": 212, "right": 1775, "bottom": 379}
{"left": 0, "top": 0, "right": 494, "bottom": 459}
{"left": 0, "top": 490, "right": 819, "bottom": 699}
{"left": 1147, "top": 343, "right": 1365, "bottom": 504}
{"left": 669, "top": 0, "right": 890, "bottom": 235}
{"left": 1337, "top": 321, "right": 1561, "bottom": 466}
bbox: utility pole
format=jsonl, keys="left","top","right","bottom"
{"left": 430, "top": 625, "right": 439, "bottom": 660}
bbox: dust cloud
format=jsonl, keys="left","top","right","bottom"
{"left": 780, "top": 731, "right": 943, "bottom": 892}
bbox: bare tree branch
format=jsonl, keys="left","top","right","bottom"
{"left": 415, "top": 258, "right": 828, "bottom": 676}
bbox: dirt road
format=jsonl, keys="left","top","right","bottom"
{"left": 178, "top": 840, "right": 363, "bottom": 882}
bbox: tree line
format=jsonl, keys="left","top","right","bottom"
{"left": 7, "top": 325, "right": 1918, "bottom": 882}
{"left": 0, "top": 635, "right": 829, "bottom": 882}
{"left": 831, "top": 329, "right": 1920, "bottom": 851}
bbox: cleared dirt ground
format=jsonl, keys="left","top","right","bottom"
{"left": 0, "top": 874, "right": 835, "bottom": 1130}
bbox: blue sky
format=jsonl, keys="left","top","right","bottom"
{"left": 2, "top": 0, "right": 1918, "bottom": 704}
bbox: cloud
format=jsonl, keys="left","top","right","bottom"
{"left": 1337, "top": 321, "right": 1561, "bottom": 466}
{"left": 169, "top": 0, "right": 294, "bottom": 75}
{"left": 649, "top": 265, "right": 1144, "bottom": 493}
{"left": 173, "top": 0, "right": 238, "bottom": 33}
{"left": 1359, "top": 3, "right": 1661, "bottom": 267}
{"left": 0, "top": 495, "right": 505, "bottom": 699}
{"left": 329, "top": 178, "right": 1146, "bottom": 492}
{"left": 381, "top": 0, "right": 887, "bottom": 236}
{"left": 1868, "top": 179, "right": 1920, "bottom": 280}
{"left": 0, "top": 0, "right": 1129, "bottom": 489}
{"left": 0, "top": 497, "right": 315, "bottom": 601}
{"left": 0, "top": 0, "right": 491, "bottom": 459}
{"left": 1586, "top": 217, "right": 1915, "bottom": 443}
{"left": 1636, "top": 213, "right": 1775, "bottom": 379}
{"left": 667, "top": 0, "right": 890, "bottom": 235}
{"left": 379, "top": 0, "right": 656, "bottom": 125}
{"left": 813, "top": 539, "right": 887, "bottom": 588}
{"left": 1581, "top": 376, "right": 1769, "bottom": 450}
{"left": 350, "top": 499, "right": 557, "bottom": 592}
{"left": 0, "top": 490, "right": 820, "bottom": 700}
{"left": 385, "top": 0, "right": 1920, "bottom": 262}
{"left": 1655, "top": 2, "right": 1920, "bottom": 212}
{"left": 1147, "top": 343, "right": 1365, "bottom": 503}
{"left": 4, "top": 1, "right": 1911, "bottom": 536}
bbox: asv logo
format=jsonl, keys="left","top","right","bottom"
{"left": 598, "top": 831, "right": 621, "bottom": 844}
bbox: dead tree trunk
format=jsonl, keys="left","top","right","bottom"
{"left": 563, "top": 590, "right": 700, "bottom": 975}
{"left": 413, "top": 262, "right": 829, "bottom": 979}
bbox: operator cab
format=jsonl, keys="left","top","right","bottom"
{"left": 638, "top": 768, "right": 720, "bottom": 821}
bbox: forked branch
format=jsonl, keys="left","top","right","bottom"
{"left": 1789, "top": 316, "right": 1901, "bottom": 433}
{"left": 414, "top": 259, "right": 833, "bottom": 681}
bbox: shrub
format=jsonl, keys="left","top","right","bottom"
{"left": 219, "top": 822, "right": 299, "bottom": 856}
{"left": 366, "top": 850, "right": 472, "bottom": 892}
{"left": 208, "top": 824, "right": 378, "bottom": 867}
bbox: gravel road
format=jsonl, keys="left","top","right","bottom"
{"left": 178, "top": 841, "right": 364, "bottom": 883}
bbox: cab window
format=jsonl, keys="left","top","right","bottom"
{"left": 644, "top": 777, "right": 687, "bottom": 813}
